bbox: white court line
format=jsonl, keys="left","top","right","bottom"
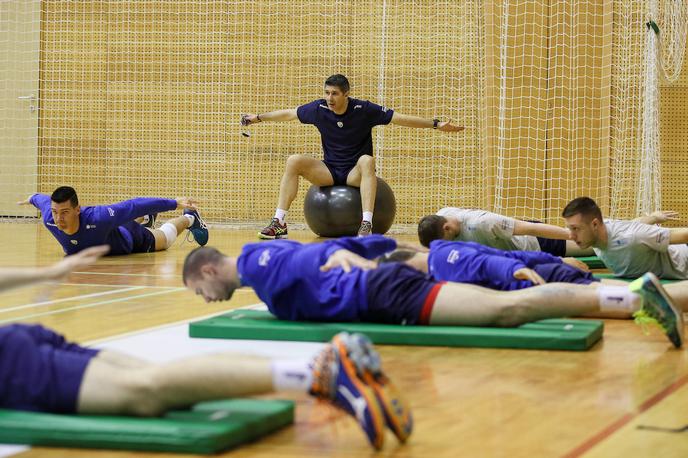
{"left": 60, "top": 282, "right": 181, "bottom": 289}
{"left": 0, "top": 288, "right": 186, "bottom": 325}
{"left": 72, "top": 271, "right": 181, "bottom": 278}
{"left": 0, "top": 287, "right": 146, "bottom": 315}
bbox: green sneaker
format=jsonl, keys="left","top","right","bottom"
{"left": 630, "top": 273, "right": 684, "bottom": 348}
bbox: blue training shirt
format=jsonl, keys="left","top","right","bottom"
{"left": 30, "top": 194, "right": 177, "bottom": 255}
{"left": 428, "top": 240, "right": 562, "bottom": 290}
{"left": 297, "top": 97, "right": 394, "bottom": 168}
{"left": 237, "top": 235, "right": 397, "bottom": 321}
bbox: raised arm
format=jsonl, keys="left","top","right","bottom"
{"left": 513, "top": 220, "right": 571, "bottom": 240}
{"left": 241, "top": 109, "right": 298, "bottom": 125}
{"left": 634, "top": 210, "right": 679, "bottom": 225}
{"left": 669, "top": 228, "right": 688, "bottom": 244}
{"left": 0, "top": 245, "right": 108, "bottom": 292}
{"left": 390, "top": 112, "right": 464, "bottom": 132}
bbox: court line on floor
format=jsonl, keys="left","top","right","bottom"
{"left": 72, "top": 271, "right": 181, "bottom": 278}
{"left": 59, "top": 282, "right": 180, "bottom": 289}
{"left": 563, "top": 372, "right": 688, "bottom": 457}
{"left": 0, "top": 288, "right": 186, "bottom": 325}
{"left": 0, "top": 286, "right": 147, "bottom": 314}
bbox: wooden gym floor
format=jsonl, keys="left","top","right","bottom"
{"left": 1, "top": 222, "right": 687, "bottom": 458}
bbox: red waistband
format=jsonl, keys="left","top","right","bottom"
{"left": 418, "top": 281, "right": 446, "bottom": 325}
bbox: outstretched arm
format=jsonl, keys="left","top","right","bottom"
{"left": 96, "top": 197, "right": 188, "bottom": 227}
{"left": 634, "top": 210, "right": 679, "bottom": 225}
{"left": 669, "top": 228, "right": 688, "bottom": 244}
{"left": 241, "top": 109, "right": 298, "bottom": 125}
{"left": 390, "top": 112, "right": 464, "bottom": 132}
{"left": 0, "top": 245, "right": 108, "bottom": 292}
{"left": 513, "top": 220, "right": 571, "bottom": 240}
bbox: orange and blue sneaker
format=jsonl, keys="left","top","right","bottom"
{"left": 183, "top": 209, "right": 209, "bottom": 246}
{"left": 349, "top": 333, "right": 413, "bottom": 443}
{"left": 630, "top": 272, "right": 684, "bottom": 348}
{"left": 258, "top": 218, "right": 288, "bottom": 240}
{"left": 310, "top": 332, "right": 386, "bottom": 450}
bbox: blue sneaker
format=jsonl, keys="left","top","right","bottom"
{"left": 630, "top": 273, "right": 684, "bottom": 348}
{"left": 183, "top": 209, "right": 209, "bottom": 246}
{"left": 310, "top": 332, "right": 385, "bottom": 450}
{"left": 349, "top": 333, "right": 413, "bottom": 443}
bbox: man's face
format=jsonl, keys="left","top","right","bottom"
{"left": 50, "top": 200, "right": 80, "bottom": 233}
{"left": 324, "top": 85, "right": 349, "bottom": 113}
{"left": 564, "top": 213, "right": 599, "bottom": 248}
{"left": 186, "top": 269, "right": 238, "bottom": 303}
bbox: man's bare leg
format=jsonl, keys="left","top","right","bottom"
{"left": 277, "top": 154, "right": 334, "bottom": 211}
{"left": 150, "top": 215, "right": 191, "bottom": 251}
{"left": 347, "top": 155, "right": 377, "bottom": 235}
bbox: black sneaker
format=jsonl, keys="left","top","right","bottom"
{"left": 140, "top": 213, "right": 157, "bottom": 229}
{"left": 258, "top": 218, "right": 288, "bottom": 240}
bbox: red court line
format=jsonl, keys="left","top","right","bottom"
{"left": 563, "top": 372, "right": 688, "bottom": 458}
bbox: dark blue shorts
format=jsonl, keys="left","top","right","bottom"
{"left": 504, "top": 262, "right": 598, "bottom": 290}
{"left": 0, "top": 324, "right": 99, "bottom": 413}
{"left": 536, "top": 237, "right": 566, "bottom": 257}
{"left": 122, "top": 221, "right": 157, "bottom": 253}
{"left": 322, "top": 161, "right": 355, "bottom": 186}
{"left": 365, "top": 263, "right": 443, "bottom": 325}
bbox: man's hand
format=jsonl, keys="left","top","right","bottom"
{"left": 513, "top": 268, "right": 545, "bottom": 285}
{"left": 17, "top": 196, "right": 32, "bottom": 206}
{"left": 46, "top": 245, "right": 109, "bottom": 280}
{"left": 175, "top": 197, "right": 199, "bottom": 210}
{"left": 320, "top": 249, "right": 378, "bottom": 273}
{"left": 240, "top": 114, "right": 260, "bottom": 126}
{"left": 561, "top": 257, "right": 590, "bottom": 272}
{"left": 646, "top": 210, "right": 679, "bottom": 223}
{"left": 438, "top": 120, "right": 465, "bottom": 132}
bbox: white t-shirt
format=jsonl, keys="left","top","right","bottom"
{"left": 593, "top": 219, "right": 688, "bottom": 279}
{"left": 436, "top": 207, "right": 541, "bottom": 252}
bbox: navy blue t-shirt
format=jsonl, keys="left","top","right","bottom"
{"left": 297, "top": 97, "right": 394, "bottom": 168}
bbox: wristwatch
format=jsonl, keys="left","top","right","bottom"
{"left": 433, "top": 118, "right": 440, "bottom": 129}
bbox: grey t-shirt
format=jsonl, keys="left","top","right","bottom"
{"left": 593, "top": 219, "right": 688, "bottom": 279}
{"left": 436, "top": 207, "right": 541, "bottom": 252}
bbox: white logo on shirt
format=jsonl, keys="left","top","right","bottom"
{"left": 46, "top": 222, "right": 57, "bottom": 227}
{"left": 337, "top": 121, "right": 343, "bottom": 128}
{"left": 319, "top": 104, "right": 328, "bottom": 109}
{"left": 381, "top": 106, "right": 388, "bottom": 112}
{"left": 107, "top": 207, "right": 115, "bottom": 217}
{"left": 70, "top": 240, "right": 78, "bottom": 245}
{"left": 86, "top": 224, "right": 96, "bottom": 229}
{"left": 258, "top": 249, "right": 271, "bottom": 267}
{"left": 354, "top": 104, "right": 362, "bottom": 109}
{"left": 446, "top": 249, "right": 460, "bottom": 264}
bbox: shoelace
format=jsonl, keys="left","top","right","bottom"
{"left": 632, "top": 309, "right": 665, "bottom": 335}
{"left": 184, "top": 213, "right": 208, "bottom": 243}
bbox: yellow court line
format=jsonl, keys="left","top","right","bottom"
{"left": 0, "top": 286, "right": 146, "bottom": 314}
{"left": 0, "top": 288, "right": 186, "bottom": 325}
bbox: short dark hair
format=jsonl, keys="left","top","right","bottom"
{"left": 51, "top": 186, "right": 78, "bottom": 207}
{"left": 418, "top": 214, "right": 447, "bottom": 247}
{"left": 562, "top": 197, "right": 604, "bottom": 222}
{"left": 378, "top": 249, "right": 418, "bottom": 265}
{"left": 183, "top": 246, "right": 225, "bottom": 284}
{"left": 324, "top": 74, "right": 350, "bottom": 93}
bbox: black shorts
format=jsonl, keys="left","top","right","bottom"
{"left": 322, "top": 161, "right": 355, "bottom": 186}
{"left": 533, "top": 263, "right": 598, "bottom": 285}
{"left": 122, "top": 221, "right": 157, "bottom": 253}
{"left": 365, "top": 263, "right": 444, "bottom": 325}
{"left": 536, "top": 237, "right": 566, "bottom": 257}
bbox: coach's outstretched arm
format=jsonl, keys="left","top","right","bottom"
{"left": 389, "top": 112, "right": 464, "bottom": 132}
{"left": 241, "top": 109, "right": 298, "bottom": 125}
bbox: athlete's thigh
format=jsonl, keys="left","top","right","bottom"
{"left": 428, "top": 282, "right": 508, "bottom": 326}
{"left": 346, "top": 163, "right": 362, "bottom": 186}
{"left": 296, "top": 156, "right": 335, "bottom": 186}
{"left": 77, "top": 356, "right": 149, "bottom": 414}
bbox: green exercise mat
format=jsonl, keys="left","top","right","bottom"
{"left": 593, "top": 273, "right": 680, "bottom": 284}
{"left": 577, "top": 256, "right": 607, "bottom": 269}
{"left": 189, "top": 309, "right": 603, "bottom": 351}
{"left": 0, "top": 399, "right": 294, "bottom": 454}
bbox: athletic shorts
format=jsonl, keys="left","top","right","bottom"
{"left": 322, "top": 161, "right": 355, "bottom": 186}
{"left": 365, "top": 263, "right": 444, "bottom": 325}
{"left": 536, "top": 237, "right": 566, "bottom": 257}
{"left": 122, "top": 221, "right": 157, "bottom": 253}
{"left": 0, "top": 324, "right": 99, "bottom": 413}
{"left": 503, "top": 262, "right": 598, "bottom": 290}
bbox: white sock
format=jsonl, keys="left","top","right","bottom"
{"left": 183, "top": 214, "right": 195, "bottom": 227}
{"left": 597, "top": 286, "right": 641, "bottom": 312}
{"left": 271, "top": 360, "right": 312, "bottom": 392}
{"left": 159, "top": 222, "right": 178, "bottom": 248}
{"left": 274, "top": 209, "right": 287, "bottom": 224}
{"left": 362, "top": 211, "right": 373, "bottom": 223}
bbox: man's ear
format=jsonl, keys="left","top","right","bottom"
{"left": 200, "top": 263, "right": 217, "bottom": 278}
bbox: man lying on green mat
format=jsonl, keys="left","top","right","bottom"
{"left": 182, "top": 235, "right": 684, "bottom": 348}
{"left": 563, "top": 197, "right": 688, "bottom": 281}
{"left": 0, "top": 247, "right": 410, "bottom": 450}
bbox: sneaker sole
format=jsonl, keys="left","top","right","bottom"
{"left": 333, "top": 334, "right": 386, "bottom": 450}
{"left": 633, "top": 273, "right": 685, "bottom": 348}
{"left": 257, "top": 233, "right": 288, "bottom": 240}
